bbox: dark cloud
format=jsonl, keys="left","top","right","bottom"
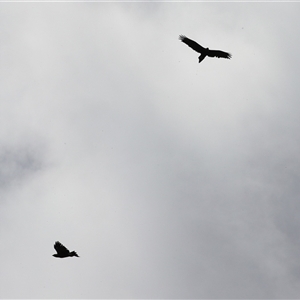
{"left": 0, "top": 143, "right": 44, "bottom": 190}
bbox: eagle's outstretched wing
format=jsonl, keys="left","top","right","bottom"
{"left": 207, "top": 49, "right": 231, "bottom": 59}
{"left": 54, "top": 241, "right": 70, "bottom": 256}
{"left": 179, "top": 35, "right": 206, "bottom": 53}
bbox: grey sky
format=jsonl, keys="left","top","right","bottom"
{"left": 1, "top": 2, "right": 300, "bottom": 298}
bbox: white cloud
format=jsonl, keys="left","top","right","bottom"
{"left": 0, "top": 2, "right": 299, "bottom": 298}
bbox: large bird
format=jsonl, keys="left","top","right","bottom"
{"left": 179, "top": 35, "right": 232, "bottom": 63}
{"left": 52, "top": 241, "right": 79, "bottom": 258}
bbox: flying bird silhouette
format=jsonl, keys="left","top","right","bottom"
{"left": 53, "top": 241, "right": 79, "bottom": 258}
{"left": 179, "top": 35, "right": 232, "bottom": 63}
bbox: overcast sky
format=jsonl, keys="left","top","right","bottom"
{"left": 0, "top": 2, "right": 300, "bottom": 298}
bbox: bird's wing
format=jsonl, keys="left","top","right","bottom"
{"left": 179, "top": 35, "right": 206, "bottom": 53}
{"left": 208, "top": 49, "right": 231, "bottom": 59}
{"left": 54, "top": 241, "right": 70, "bottom": 255}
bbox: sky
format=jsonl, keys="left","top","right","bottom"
{"left": 0, "top": 2, "right": 300, "bottom": 298}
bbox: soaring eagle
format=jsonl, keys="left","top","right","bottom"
{"left": 179, "top": 35, "right": 232, "bottom": 63}
{"left": 53, "top": 241, "right": 79, "bottom": 258}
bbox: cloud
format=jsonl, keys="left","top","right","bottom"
{"left": 0, "top": 143, "right": 43, "bottom": 189}
{"left": 0, "top": 2, "right": 300, "bottom": 298}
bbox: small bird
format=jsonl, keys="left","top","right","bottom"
{"left": 179, "top": 35, "right": 232, "bottom": 63}
{"left": 52, "top": 241, "right": 79, "bottom": 258}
